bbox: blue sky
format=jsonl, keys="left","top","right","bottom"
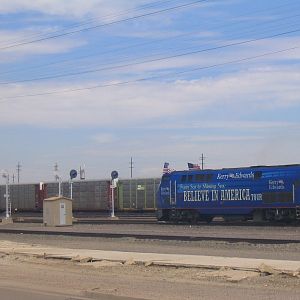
{"left": 0, "top": 0, "right": 299, "bottom": 182}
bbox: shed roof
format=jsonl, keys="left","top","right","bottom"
{"left": 44, "top": 196, "right": 72, "bottom": 202}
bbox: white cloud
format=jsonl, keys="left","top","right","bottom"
{"left": 79, "top": 127, "right": 300, "bottom": 179}
{"left": 0, "top": 66, "right": 299, "bottom": 128}
{"left": 0, "top": 0, "right": 144, "bottom": 18}
{"left": 1, "top": 0, "right": 300, "bottom": 182}
{"left": 142, "top": 120, "right": 300, "bottom": 130}
{"left": 91, "top": 133, "right": 117, "bottom": 144}
{"left": 75, "top": 36, "right": 300, "bottom": 79}
{"left": 0, "top": 29, "right": 85, "bottom": 63}
{"left": 173, "top": 135, "right": 264, "bottom": 142}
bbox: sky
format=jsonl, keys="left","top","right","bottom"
{"left": 0, "top": 0, "right": 300, "bottom": 183}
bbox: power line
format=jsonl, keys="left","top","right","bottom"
{"left": 0, "top": 0, "right": 180, "bottom": 48}
{"left": 0, "top": 0, "right": 209, "bottom": 51}
{"left": 1, "top": 2, "right": 299, "bottom": 77}
{"left": 1, "top": 28, "right": 299, "bottom": 85}
{"left": 0, "top": 44, "right": 298, "bottom": 102}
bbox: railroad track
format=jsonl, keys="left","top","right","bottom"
{"left": 0, "top": 227, "right": 299, "bottom": 245}
{"left": 12, "top": 217, "right": 157, "bottom": 225}
{"left": 11, "top": 216, "right": 300, "bottom": 227}
{"left": 10, "top": 212, "right": 300, "bottom": 226}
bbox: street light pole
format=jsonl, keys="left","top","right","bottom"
{"left": 69, "top": 169, "right": 78, "bottom": 200}
{"left": 110, "top": 171, "right": 119, "bottom": 219}
{"left": 70, "top": 180, "right": 73, "bottom": 199}
{"left": 111, "top": 181, "right": 115, "bottom": 218}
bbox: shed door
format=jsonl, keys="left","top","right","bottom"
{"left": 60, "top": 202, "right": 66, "bottom": 225}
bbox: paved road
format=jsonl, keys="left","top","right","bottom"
{"left": 0, "top": 287, "right": 73, "bottom": 300}
{"left": 0, "top": 287, "right": 140, "bottom": 300}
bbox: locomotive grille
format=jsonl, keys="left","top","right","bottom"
{"left": 262, "top": 192, "right": 293, "bottom": 204}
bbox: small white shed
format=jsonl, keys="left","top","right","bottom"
{"left": 43, "top": 196, "right": 73, "bottom": 226}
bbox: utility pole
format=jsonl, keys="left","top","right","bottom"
{"left": 16, "top": 162, "right": 21, "bottom": 184}
{"left": 129, "top": 157, "right": 134, "bottom": 178}
{"left": 54, "top": 163, "right": 59, "bottom": 181}
{"left": 12, "top": 174, "right": 15, "bottom": 184}
{"left": 200, "top": 154, "right": 205, "bottom": 170}
{"left": 54, "top": 163, "right": 62, "bottom": 196}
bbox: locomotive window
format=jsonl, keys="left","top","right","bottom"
{"left": 161, "top": 175, "right": 170, "bottom": 183}
{"left": 188, "top": 175, "right": 193, "bottom": 182}
{"left": 254, "top": 171, "right": 262, "bottom": 180}
{"left": 195, "top": 174, "right": 213, "bottom": 182}
{"left": 195, "top": 174, "right": 205, "bottom": 181}
{"left": 181, "top": 175, "right": 187, "bottom": 182}
{"left": 206, "top": 174, "right": 213, "bottom": 181}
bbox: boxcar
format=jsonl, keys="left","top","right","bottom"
{"left": 0, "top": 178, "right": 159, "bottom": 212}
{"left": 157, "top": 165, "right": 300, "bottom": 222}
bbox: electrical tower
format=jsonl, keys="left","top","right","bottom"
{"left": 129, "top": 157, "right": 134, "bottom": 178}
{"left": 54, "top": 163, "right": 59, "bottom": 181}
{"left": 16, "top": 162, "right": 21, "bottom": 183}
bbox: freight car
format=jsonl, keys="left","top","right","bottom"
{"left": 157, "top": 165, "right": 300, "bottom": 222}
{"left": 0, "top": 178, "right": 160, "bottom": 212}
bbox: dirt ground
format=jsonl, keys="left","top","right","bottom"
{"left": 0, "top": 253, "right": 300, "bottom": 300}
{"left": 0, "top": 235, "right": 300, "bottom": 299}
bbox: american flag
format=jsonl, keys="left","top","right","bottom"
{"left": 163, "top": 162, "right": 171, "bottom": 174}
{"left": 188, "top": 162, "right": 201, "bottom": 170}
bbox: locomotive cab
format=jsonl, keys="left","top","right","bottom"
{"left": 157, "top": 174, "right": 171, "bottom": 221}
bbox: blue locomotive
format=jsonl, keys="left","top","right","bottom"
{"left": 157, "top": 164, "right": 300, "bottom": 222}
